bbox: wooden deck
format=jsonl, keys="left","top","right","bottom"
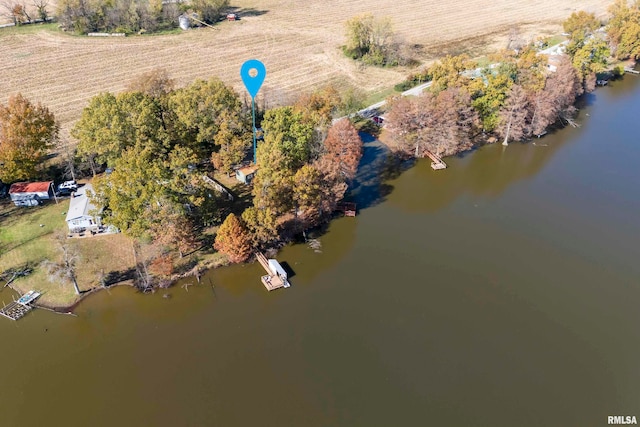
{"left": 425, "top": 151, "right": 447, "bottom": 170}
{"left": 256, "top": 252, "right": 289, "bottom": 291}
{"left": 261, "top": 274, "right": 286, "bottom": 291}
{"left": 336, "top": 202, "right": 356, "bottom": 217}
{"left": 0, "top": 301, "right": 33, "bottom": 321}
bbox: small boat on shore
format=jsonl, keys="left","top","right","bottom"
{"left": 17, "top": 290, "right": 40, "bottom": 306}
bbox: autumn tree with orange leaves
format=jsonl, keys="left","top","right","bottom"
{"left": 0, "top": 94, "right": 58, "bottom": 182}
{"left": 322, "top": 118, "right": 363, "bottom": 181}
{"left": 214, "top": 213, "right": 253, "bottom": 263}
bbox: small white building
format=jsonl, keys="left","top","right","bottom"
{"left": 66, "top": 183, "right": 102, "bottom": 232}
{"left": 268, "top": 259, "right": 288, "bottom": 282}
{"left": 235, "top": 165, "right": 259, "bottom": 184}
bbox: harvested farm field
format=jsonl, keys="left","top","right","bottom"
{"left": 1, "top": 0, "right": 608, "bottom": 138}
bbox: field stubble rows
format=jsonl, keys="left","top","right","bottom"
{"left": 0, "top": 0, "right": 607, "bottom": 139}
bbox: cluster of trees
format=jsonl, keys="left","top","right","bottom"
{"left": 74, "top": 70, "right": 249, "bottom": 254}
{"left": 386, "top": 45, "right": 584, "bottom": 156}
{"left": 57, "top": 0, "right": 228, "bottom": 34}
{"left": 1, "top": 0, "right": 50, "bottom": 24}
{"left": 72, "top": 72, "right": 363, "bottom": 268}
{"left": 343, "top": 13, "right": 411, "bottom": 67}
{"left": 607, "top": 0, "right": 640, "bottom": 60}
{"left": 214, "top": 89, "right": 363, "bottom": 263}
{"left": 0, "top": 94, "right": 59, "bottom": 182}
{"left": 386, "top": 4, "right": 640, "bottom": 158}
{"left": 563, "top": 11, "right": 610, "bottom": 90}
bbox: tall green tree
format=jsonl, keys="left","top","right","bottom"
{"left": 571, "top": 36, "right": 610, "bottom": 85}
{"left": 252, "top": 107, "right": 315, "bottom": 214}
{"left": 169, "top": 78, "right": 245, "bottom": 157}
{"left": 471, "top": 73, "right": 513, "bottom": 132}
{"left": 210, "top": 119, "right": 250, "bottom": 175}
{"left": 91, "top": 145, "right": 169, "bottom": 237}
{"left": 564, "top": 10, "right": 600, "bottom": 55}
{"left": 260, "top": 106, "right": 314, "bottom": 170}
{"left": 344, "top": 13, "right": 398, "bottom": 66}
{"left": 242, "top": 206, "right": 278, "bottom": 248}
{"left": 73, "top": 92, "right": 166, "bottom": 171}
{"left": 0, "top": 94, "right": 58, "bottom": 182}
{"left": 607, "top": 0, "right": 640, "bottom": 61}
{"left": 428, "top": 54, "right": 476, "bottom": 93}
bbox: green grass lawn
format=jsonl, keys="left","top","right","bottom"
{"left": 541, "top": 35, "right": 567, "bottom": 48}
{"left": 0, "top": 194, "right": 231, "bottom": 309}
{"left": 363, "top": 86, "right": 400, "bottom": 106}
{"left": 0, "top": 22, "right": 58, "bottom": 37}
{"left": 0, "top": 198, "right": 141, "bottom": 308}
{"left": 0, "top": 199, "right": 80, "bottom": 307}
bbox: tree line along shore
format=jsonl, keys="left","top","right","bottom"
{"left": 0, "top": 1, "right": 639, "bottom": 308}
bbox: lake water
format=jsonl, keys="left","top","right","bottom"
{"left": 1, "top": 76, "right": 639, "bottom": 427}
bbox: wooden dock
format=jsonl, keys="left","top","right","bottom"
{"left": 0, "top": 301, "right": 33, "bottom": 321}
{"left": 337, "top": 202, "right": 356, "bottom": 217}
{"left": 425, "top": 151, "right": 447, "bottom": 170}
{"left": 256, "top": 252, "right": 290, "bottom": 291}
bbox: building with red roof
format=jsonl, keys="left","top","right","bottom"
{"left": 8, "top": 181, "right": 53, "bottom": 206}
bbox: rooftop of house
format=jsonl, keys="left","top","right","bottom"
{"left": 9, "top": 181, "right": 52, "bottom": 194}
{"left": 237, "top": 165, "right": 259, "bottom": 175}
{"left": 66, "top": 183, "right": 99, "bottom": 221}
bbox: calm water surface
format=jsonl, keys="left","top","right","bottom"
{"left": 1, "top": 78, "right": 639, "bottom": 427}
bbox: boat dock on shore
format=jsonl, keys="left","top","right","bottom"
{"left": 426, "top": 151, "right": 447, "bottom": 170}
{"left": 256, "top": 252, "right": 290, "bottom": 291}
{"left": 0, "top": 290, "right": 40, "bottom": 320}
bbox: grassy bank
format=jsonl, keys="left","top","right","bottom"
{"left": 0, "top": 192, "right": 233, "bottom": 309}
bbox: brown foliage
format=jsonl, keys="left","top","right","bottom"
{"left": 387, "top": 88, "right": 479, "bottom": 157}
{"left": 294, "top": 86, "right": 341, "bottom": 127}
{"left": 497, "top": 84, "right": 530, "bottom": 144}
{"left": 126, "top": 68, "right": 175, "bottom": 98}
{"left": 214, "top": 213, "right": 252, "bottom": 263}
{"left": 322, "top": 118, "right": 363, "bottom": 181}
{"left": 543, "top": 56, "right": 582, "bottom": 124}
{"left": 293, "top": 164, "right": 323, "bottom": 226}
{"left": 151, "top": 212, "right": 198, "bottom": 258}
{"left": 149, "top": 254, "right": 174, "bottom": 276}
{"left": 313, "top": 156, "right": 348, "bottom": 214}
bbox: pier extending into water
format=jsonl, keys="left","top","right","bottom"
{"left": 255, "top": 252, "right": 290, "bottom": 291}
{"left": 426, "top": 151, "right": 447, "bottom": 170}
{"left": 0, "top": 301, "right": 33, "bottom": 320}
{"left": 0, "top": 291, "right": 40, "bottom": 320}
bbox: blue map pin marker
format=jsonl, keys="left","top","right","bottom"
{"left": 240, "top": 59, "right": 266, "bottom": 98}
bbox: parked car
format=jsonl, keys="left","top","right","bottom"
{"left": 372, "top": 116, "right": 384, "bottom": 125}
{"left": 56, "top": 180, "right": 77, "bottom": 196}
{"left": 58, "top": 180, "right": 77, "bottom": 191}
{"left": 0, "top": 183, "right": 8, "bottom": 199}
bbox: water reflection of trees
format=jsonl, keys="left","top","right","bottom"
{"left": 385, "top": 125, "right": 584, "bottom": 213}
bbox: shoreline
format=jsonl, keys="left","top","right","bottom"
{"left": 8, "top": 70, "right": 629, "bottom": 313}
